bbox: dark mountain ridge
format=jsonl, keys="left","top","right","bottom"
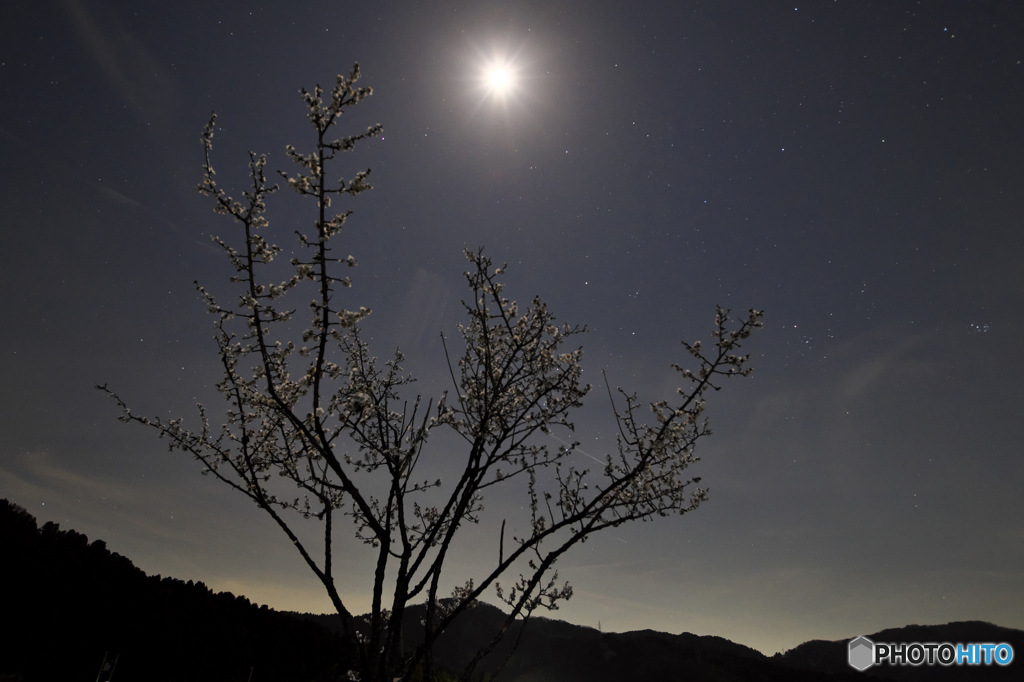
{"left": 300, "top": 604, "right": 1019, "bottom": 681}
{"left": 775, "top": 621, "right": 1023, "bottom": 682}
{"left": 2, "top": 499, "right": 1019, "bottom": 681}
{"left": 0, "top": 499, "right": 353, "bottom": 682}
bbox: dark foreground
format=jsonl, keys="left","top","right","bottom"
{"left": 2, "top": 499, "right": 1019, "bottom": 682}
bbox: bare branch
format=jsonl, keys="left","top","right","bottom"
{"left": 100, "top": 65, "right": 761, "bottom": 682}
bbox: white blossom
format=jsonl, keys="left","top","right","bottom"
{"left": 99, "top": 64, "right": 762, "bottom": 682}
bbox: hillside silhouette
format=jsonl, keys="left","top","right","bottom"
{"left": 775, "top": 621, "right": 1023, "bottom": 682}
{"left": 0, "top": 499, "right": 353, "bottom": 682}
{"left": 2, "top": 498, "right": 1020, "bottom": 681}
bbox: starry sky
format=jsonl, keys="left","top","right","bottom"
{"left": 2, "top": 0, "right": 1022, "bottom": 656}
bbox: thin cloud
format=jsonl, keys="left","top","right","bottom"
{"left": 60, "top": 0, "right": 180, "bottom": 126}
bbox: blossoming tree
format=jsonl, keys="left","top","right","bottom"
{"left": 100, "top": 64, "right": 763, "bottom": 682}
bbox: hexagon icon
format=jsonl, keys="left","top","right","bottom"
{"left": 848, "top": 636, "right": 875, "bottom": 671}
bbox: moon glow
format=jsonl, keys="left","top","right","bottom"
{"left": 487, "top": 67, "right": 511, "bottom": 92}
{"left": 482, "top": 62, "right": 517, "bottom": 98}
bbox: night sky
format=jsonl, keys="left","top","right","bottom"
{"left": 2, "top": 0, "right": 1023, "bottom": 656}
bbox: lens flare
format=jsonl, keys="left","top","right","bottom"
{"left": 487, "top": 67, "right": 511, "bottom": 92}
{"left": 483, "top": 62, "right": 516, "bottom": 97}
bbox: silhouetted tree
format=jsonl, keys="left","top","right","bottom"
{"left": 99, "top": 63, "right": 762, "bottom": 682}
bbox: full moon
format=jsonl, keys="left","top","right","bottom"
{"left": 483, "top": 64, "right": 516, "bottom": 97}
{"left": 487, "top": 68, "right": 511, "bottom": 91}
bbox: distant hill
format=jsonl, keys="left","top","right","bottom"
{"left": 299, "top": 603, "right": 863, "bottom": 681}
{"left": 0, "top": 499, "right": 352, "bottom": 682}
{"left": 775, "top": 621, "right": 1024, "bottom": 682}
{"left": 298, "top": 588, "right": 1023, "bottom": 681}
{"left": 2, "top": 498, "right": 1020, "bottom": 682}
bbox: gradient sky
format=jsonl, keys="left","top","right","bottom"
{"left": 2, "top": 0, "right": 1022, "bottom": 656}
